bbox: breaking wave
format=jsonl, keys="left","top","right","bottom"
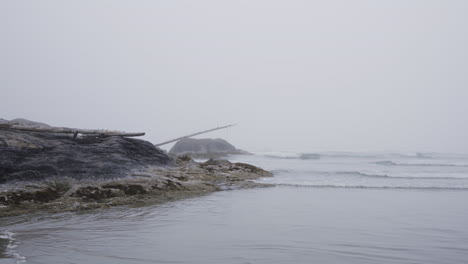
{"left": 256, "top": 151, "right": 467, "bottom": 160}
{"left": 0, "top": 230, "right": 26, "bottom": 263}
{"left": 275, "top": 184, "right": 468, "bottom": 191}
{"left": 260, "top": 152, "right": 321, "bottom": 160}
{"left": 336, "top": 171, "right": 468, "bottom": 180}
{"left": 375, "top": 161, "right": 468, "bottom": 167}
{"left": 271, "top": 169, "right": 468, "bottom": 180}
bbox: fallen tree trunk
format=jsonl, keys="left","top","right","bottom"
{"left": 0, "top": 125, "right": 145, "bottom": 137}
{"left": 155, "top": 124, "right": 235, "bottom": 147}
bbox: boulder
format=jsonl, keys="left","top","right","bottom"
{"left": 168, "top": 138, "right": 248, "bottom": 159}
{"left": 2, "top": 118, "right": 51, "bottom": 129}
{"left": 0, "top": 119, "right": 174, "bottom": 183}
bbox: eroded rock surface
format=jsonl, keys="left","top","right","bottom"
{"left": 0, "top": 156, "right": 273, "bottom": 217}
{"left": 0, "top": 121, "right": 173, "bottom": 183}
{"left": 0, "top": 119, "right": 273, "bottom": 217}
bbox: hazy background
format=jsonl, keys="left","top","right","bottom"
{"left": 1, "top": 0, "right": 467, "bottom": 153}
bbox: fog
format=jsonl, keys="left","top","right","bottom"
{"left": 1, "top": 0, "right": 467, "bottom": 153}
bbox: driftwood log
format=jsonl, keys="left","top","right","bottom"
{"left": 154, "top": 124, "right": 235, "bottom": 147}
{"left": 0, "top": 124, "right": 145, "bottom": 138}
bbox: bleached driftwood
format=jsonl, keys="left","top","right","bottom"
{"left": 154, "top": 124, "right": 235, "bottom": 147}
{"left": 0, "top": 124, "right": 145, "bottom": 138}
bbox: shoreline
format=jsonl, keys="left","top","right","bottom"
{"left": 0, "top": 157, "right": 273, "bottom": 217}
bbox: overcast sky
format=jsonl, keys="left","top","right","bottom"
{"left": 1, "top": 1, "right": 467, "bottom": 153}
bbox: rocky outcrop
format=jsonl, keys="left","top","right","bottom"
{"left": 169, "top": 138, "right": 249, "bottom": 159}
{"left": 0, "top": 156, "right": 273, "bottom": 217}
{"left": 0, "top": 120, "right": 173, "bottom": 183}
{"left": 0, "top": 119, "right": 273, "bottom": 217}
{"left": 0, "top": 118, "right": 51, "bottom": 129}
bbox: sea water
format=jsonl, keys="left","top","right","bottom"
{"left": 1, "top": 152, "right": 468, "bottom": 264}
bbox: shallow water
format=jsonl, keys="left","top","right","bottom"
{"left": 1, "top": 152, "right": 468, "bottom": 264}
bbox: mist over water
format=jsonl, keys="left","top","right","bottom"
{"left": 1, "top": 1, "right": 468, "bottom": 263}
{"left": 1, "top": 0, "right": 468, "bottom": 153}
{"left": 2, "top": 152, "right": 468, "bottom": 264}
{"left": 245, "top": 151, "right": 468, "bottom": 190}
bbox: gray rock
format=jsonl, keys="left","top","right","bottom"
{"left": 169, "top": 138, "right": 249, "bottom": 158}
{"left": 0, "top": 120, "right": 174, "bottom": 183}
{"left": 7, "top": 118, "right": 51, "bottom": 129}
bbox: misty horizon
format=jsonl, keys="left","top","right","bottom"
{"left": 2, "top": 1, "right": 467, "bottom": 153}
{"left": 2, "top": 2, "right": 468, "bottom": 264}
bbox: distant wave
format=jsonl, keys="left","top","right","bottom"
{"left": 270, "top": 169, "right": 293, "bottom": 174}
{"left": 257, "top": 152, "right": 455, "bottom": 160}
{"left": 375, "top": 161, "right": 468, "bottom": 167}
{"left": 299, "top": 153, "right": 321, "bottom": 160}
{"left": 275, "top": 184, "right": 468, "bottom": 191}
{"left": 271, "top": 169, "right": 468, "bottom": 180}
{"left": 260, "top": 152, "right": 397, "bottom": 160}
{"left": 260, "top": 152, "right": 387, "bottom": 160}
{"left": 261, "top": 153, "right": 321, "bottom": 160}
{"left": 336, "top": 171, "right": 468, "bottom": 180}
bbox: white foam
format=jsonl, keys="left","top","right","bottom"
{"left": 253, "top": 151, "right": 301, "bottom": 159}
{"left": 0, "top": 231, "right": 27, "bottom": 264}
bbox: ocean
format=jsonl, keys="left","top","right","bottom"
{"left": 1, "top": 151, "right": 468, "bottom": 264}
